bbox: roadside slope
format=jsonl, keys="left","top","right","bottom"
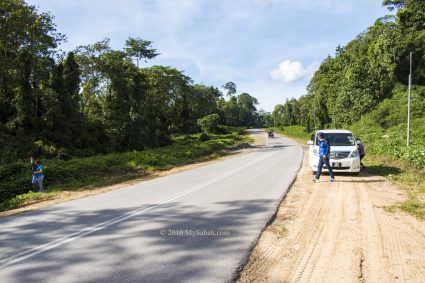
{"left": 238, "top": 146, "right": 425, "bottom": 282}
{"left": 1, "top": 130, "right": 258, "bottom": 217}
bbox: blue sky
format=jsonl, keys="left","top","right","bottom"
{"left": 27, "top": 0, "right": 390, "bottom": 111}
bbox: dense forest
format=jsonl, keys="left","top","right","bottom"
{"left": 272, "top": 0, "right": 424, "bottom": 130}
{"left": 0, "top": 0, "right": 268, "bottom": 163}
{"left": 271, "top": 0, "right": 425, "bottom": 168}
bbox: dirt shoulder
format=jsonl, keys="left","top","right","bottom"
{"left": 238, "top": 145, "right": 425, "bottom": 282}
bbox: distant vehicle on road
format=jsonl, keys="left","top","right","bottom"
{"left": 267, "top": 130, "right": 274, "bottom": 138}
{"left": 307, "top": 129, "right": 361, "bottom": 174}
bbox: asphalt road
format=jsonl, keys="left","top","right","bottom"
{"left": 0, "top": 129, "right": 302, "bottom": 282}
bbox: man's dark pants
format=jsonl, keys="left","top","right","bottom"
{"left": 360, "top": 154, "right": 365, "bottom": 167}
{"left": 316, "top": 155, "right": 335, "bottom": 180}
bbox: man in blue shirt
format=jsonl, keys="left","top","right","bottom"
{"left": 313, "top": 132, "right": 335, "bottom": 183}
{"left": 33, "top": 159, "right": 45, "bottom": 192}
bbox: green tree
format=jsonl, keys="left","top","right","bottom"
{"left": 63, "top": 52, "right": 81, "bottom": 112}
{"left": 0, "top": 0, "right": 64, "bottom": 135}
{"left": 98, "top": 50, "right": 134, "bottom": 150}
{"left": 272, "top": 104, "right": 284, "bottom": 127}
{"left": 221, "top": 96, "right": 240, "bottom": 126}
{"left": 237, "top": 93, "right": 258, "bottom": 126}
{"left": 197, "top": 114, "right": 220, "bottom": 134}
{"left": 222, "top": 81, "right": 236, "bottom": 97}
{"left": 74, "top": 38, "right": 111, "bottom": 116}
{"left": 187, "top": 84, "right": 220, "bottom": 132}
{"left": 272, "top": 0, "right": 425, "bottom": 132}
{"left": 382, "top": 0, "right": 405, "bottom": 11}
{"left": 128, "top": 72, "right": 146, "bottom": 150}
{"left": 124, "top": 37, "right": 159, "bottom": 67}
{"left": 255, "top": 110, "right": 272, "bottom": 127}
{"left": 141, "top": 66, "right": 192, "bottom": 146}
{"left": 0, "top": 1, "right": 266, "bottom": 162}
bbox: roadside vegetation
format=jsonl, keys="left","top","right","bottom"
{"left": 269, "top": 1, "right": 425, "bottom": 219}
{"left": 0, "top": 127, "right": 250, "bottom": 212}
{"left": 350, "top": 85, "right": 425, "bottom": 219}
{"left": 365, "top": 155, "right": 425, "bottom": 219}
{"left": 0, "top": 1, "right": 270, "bottom": 211}
{"left": 271, "top": 125, "right": 311, "bottom": 144}
{"left": 0, "top": 1, "right": 268, "bottom": 164}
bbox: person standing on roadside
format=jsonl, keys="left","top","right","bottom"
{"left": 356, "top": 139, "right": 366, "bottom": 168}
{"left": 30, "top": 157, "right": 38, "bottom": 189}
{"left": 33, "top": 159, "right": 45, "bottom": 192}
{"left": 313, "top": 132, "right": 335, "bottom": 183}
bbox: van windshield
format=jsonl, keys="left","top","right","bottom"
{"left": 316, "top": 133, "right": 355, "bottom": 146}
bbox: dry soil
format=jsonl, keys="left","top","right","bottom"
{"left": 238, "top": 145, "right": 425, "bottom": 283}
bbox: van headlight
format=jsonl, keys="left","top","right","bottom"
{"left": 350, "top": 150, "right": 359, "bottom": 158}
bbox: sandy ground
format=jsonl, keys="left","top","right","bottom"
{"left": 238, "top": 145, "right": 425, "bottom": 283}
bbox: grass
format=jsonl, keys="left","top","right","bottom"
{"left": 280, "top": 225, "right": 288, "bottom": 237}
{"left": 348, "top": 86, "right": 425, "bottom": 220}
{"left": 271, "top": 125, "right": 311, "bottom": 144}
{"left": 0, "top": 127, "right": 249, "bottom": 212}
{"left": 3, "top": 191, "right": 57, "bottom": 209}
{"left": 365, "top": 154, "right": 425, "bottom": 220}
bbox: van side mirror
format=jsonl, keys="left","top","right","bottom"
{"left": 307, "top": 140, "right": 313, "bottom": 145}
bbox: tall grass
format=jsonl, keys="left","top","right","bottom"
{"left": 349, "top": 85, "right": 425, "bottom": 219}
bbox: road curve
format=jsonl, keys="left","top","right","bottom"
{"left": 0, "top": 129, "right": 302, "bottom": 282}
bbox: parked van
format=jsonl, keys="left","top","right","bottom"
{"left": 307, "top": 129, "right": 361, "bottom": 174}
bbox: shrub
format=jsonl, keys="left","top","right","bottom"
{"left": 0, "top": 128, "right": 246, "bottom": 207}
{"left": 197, "top": 114, "right": 220, "bottom": 134}
{"left": 199, "top": 133, "right": 210, "bottom": 141}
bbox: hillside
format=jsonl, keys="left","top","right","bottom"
{"left": 271, "top": 1, "right": 425, "bottom": 171}
{"left": 270, "top": 1, "right": 425, "bottom": 219}
{"left": 351, "top": 84, "right": 425, "bottom": 169}
{"left": 271, "top": 1, "right": 425, "bottom": 135}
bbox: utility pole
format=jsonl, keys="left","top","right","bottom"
{"left": 407, "top": 52, "right": 412, "bottom": 146}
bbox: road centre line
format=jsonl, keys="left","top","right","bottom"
{"left": 0, "top": 150, "right": 277, "bottom": 269}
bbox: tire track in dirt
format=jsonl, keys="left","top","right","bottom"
{"left": 290, "top": 185, "right": 344, "bottom": 282}
{"left": 238, "top": 152, "right": 323, "bottom": 282}
{"left": 271, "top": 167, "right": 328, "bottom": 282}
{"left": 290, "top": 206, "right": 327, "bottom": 282}
{"left": 238, "top": 145, "right": 425, "bottom": 283}
{"left": 356, "top": 181, "right": 403, "bottom": 282}
{"left": 360, "top": 181, "right": 407, "bottom": 282}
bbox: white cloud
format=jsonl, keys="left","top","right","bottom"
{"left": 27, "top": 0, "right": 386, "bottom": 112}
{"left": 270, "top": 60, "right": 310, "bottom": 83}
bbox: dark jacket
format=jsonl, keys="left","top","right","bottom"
{"left": 319, "top": 139, "right": 330, "bottom": 157}
{"left": 357, "top": 143, "right": 365, "bottom": 156}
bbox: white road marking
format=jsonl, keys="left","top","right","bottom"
{"left": 0, "top": 150, "right": 278, "bottom": 269}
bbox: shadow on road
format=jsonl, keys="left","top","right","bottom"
{"left": 364, "top": 165, "right": 402, "bottom": 177}
{"left": 0, "top": 199, "right": 273, "bottom": 282}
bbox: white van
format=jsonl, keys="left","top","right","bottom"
{"left": 307, "top": 129, "right": 361, "bottom": 174}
